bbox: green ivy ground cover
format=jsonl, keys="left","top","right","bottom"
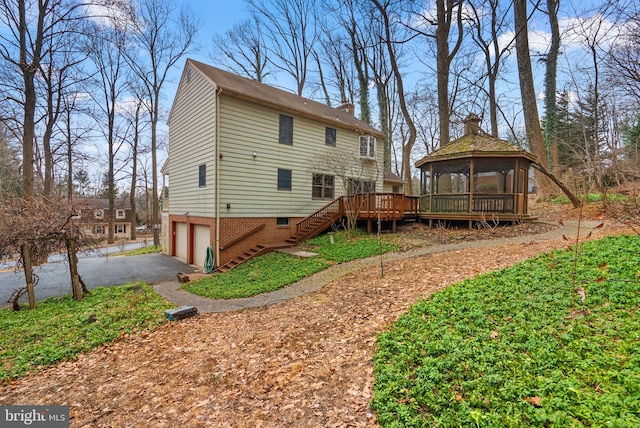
{"left": 372, "top": 235, "right": 640, "bottom": 427}
{"left": 0, "top": 283, "right": 173, "bottom": 381}
{"left": 184, "top": 231, "right": 401, "bottom": 299}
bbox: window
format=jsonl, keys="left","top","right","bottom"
{"left": 392, "top": 185, "right": 400, "bottom": 194}
{"left": 347, "top": 179, "right": 376, "bottom": 195}
{"left": 276, "top": 217, "right": 290, "bottom": 227}
{"left": 71, "top": 210, "right": 81, "bottom": 219}
{"left": 115, "top": 224, "right": 126, "bottom": 234}
{"left": 116, "top": 209, "right": 125, "bottom": 219}
{"left": 199, "top": 164, "right": 206, "bottom": 188}
{"left": 279, "top": 114, "right": 293, "bottom": 145}
{"left": 94, "top": 225, "right": 105, "bottom": 234}
{"left": 325, "top": 127, "right": 336, "bottom": 146}
{"left": 359, "top": 135, "right": 376, "bottom": 159}
{"left": 94, "top": 209, "right": 104, "bottom": 219}
{"left": 277, "top": 168, "right": 292, "bottom": 190}
{"left": 312, "top": 174, "right": 335, "bottom": 199}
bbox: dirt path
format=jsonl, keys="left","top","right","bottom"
{"left": 0, "top": 222, "right": 625, "bottom": 427}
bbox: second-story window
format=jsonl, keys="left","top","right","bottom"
{"left": 359, "top": 135, "right": 376, "bottom": 159}
{"left": 279, "top": 114, "right": 293, "bottom": 145}
{"left": 325, "top": 127, "right": 336, "bottom": 146}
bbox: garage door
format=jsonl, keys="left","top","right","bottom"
{"left": 175, "top": 222, "right": 188, "bottom": 262}
{"left": 193, "top": 225, "right": 211, "bottom": 267}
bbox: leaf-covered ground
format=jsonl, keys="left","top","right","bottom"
{"left": 0, "top": 218, "right": 628, "bottom": 427}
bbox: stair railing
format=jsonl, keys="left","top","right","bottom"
{"left": 295, "top": 196, "right": 344, "bottom": 242}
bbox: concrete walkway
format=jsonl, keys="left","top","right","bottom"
{"left": 153, "top": 221, "right": 604, "bottom": 313}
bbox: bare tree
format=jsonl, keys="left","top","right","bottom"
{"left": 371, "top": 0, "right": 417, "bottom": 194}
{"left": 210, "top": 18, "right": 270, "bottom": 82}
{"left": 514, "top": 0, "right": 553, "bottom": 197}
{"left": 467, "top": 0, "right": 513, "bottom": 137}
{"left": 410, "top": 0, "right": 464, "bottom": 147}
{"left": 248, "top": 0, "right": 319, "bottom": 96}
{"left": 125, "top": 0, "right": 198, "bottom": 247}
{"left": 84, "top": 14, "right": 131, "bottom": 243}
{"left": 543, "top": 0, "right": 561, "bottom": 174}
{"left": 0, "top": 0, "right": 84, "bottom": 307}
{"left": 308, "top": 146, "right": 380, "bottom": 234}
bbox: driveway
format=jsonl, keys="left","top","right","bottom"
{"left": 0, "top": 248, "right": 196, "bottom": 306}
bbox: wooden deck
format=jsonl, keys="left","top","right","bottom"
{"left": 351, "top": 193, "right": 420, "bottom": 221}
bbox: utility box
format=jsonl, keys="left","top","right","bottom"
{"left": 164, "top": 306, "right": 198, "bottom": 321}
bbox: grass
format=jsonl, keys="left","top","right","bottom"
{"left": 0, "top": 282, "right": 173, "bottom": 381}
{"left": 118, "top": 245, "right": 162, "bottom": 256}
{"left": 371, "top": 234, "right": 640, "bottom": 427}
{"left": 551, "top": 192, "right": 628, "bottom": 204}
{"left": 183, "top": 231, "right": 402, "bottom": 299}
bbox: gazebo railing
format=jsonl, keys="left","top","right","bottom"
{"left": 473, "top": 194, "right": 514, "bottom": 213}
{"left": 423, "top": 193, "right": 516, "bottom": 213}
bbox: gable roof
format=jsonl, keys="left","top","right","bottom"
{"left": 383, "top": 169, "right": 404, "bottom": 184}
{"left": 176, "top": 59, "right": 385, "bottom": 138}
{"left": 75, "top": 198, "right": 131, "bottom": 210}
{"left": 415, "top": 131, "right": 537, "bottom": 168}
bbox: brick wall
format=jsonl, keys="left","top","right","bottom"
{"left": 168, "top": 215, "right": 303, "bottom": 267}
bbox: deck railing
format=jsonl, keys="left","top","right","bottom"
{"left": 351, "top": 193, "right": 419, "bottom": 220}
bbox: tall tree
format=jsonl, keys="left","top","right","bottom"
{"left": 468, "top": 0, "right": 513, "bottom": 137}
{"left": 125, "top": 0, "right": 198, "bottom": 247}
{"left": 371, "top": 0, "right": 417, "bottom": 194}
{"left": 411, "top": 0, "right": 464, "bottom": 147}
{"left": 514, "top": 0, "right": 552, "bottom": 196}
{"left": 210, "top": 18, "right": 270, "bottom": 82}
{"left": 0, "top": 0, "right": 83, "bottom": 307}
{"left": 543, "top": 0, "right": 561, "bottom": 174}
{"left": 84, "top": 13, "right": 130, "bottom": 244}
{"left": 248, "top": 0, "right": 319, "bottom": 96}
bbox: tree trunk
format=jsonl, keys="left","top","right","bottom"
{"left": 66, "top": 237, "right": 83, "bottom": 301}
{"left": 514, "top": 0, "right": 553, "bottom": 197}
{"left": 372, "top": 0, "right": 417, "bottom": 195}
{"left": 21, "top": 244, "right": 35, "bottom": 309}
{"left": 544, "top": 0, "right": 561, "bottom": 174}
{"left": 436, "top": 0, "right": 451, "bottom": 147}
{"left": 152, "top": 97, "right": 160, "bottom": 247}
{"left": 531, "top": 163, "right": 581, "bottom": 207}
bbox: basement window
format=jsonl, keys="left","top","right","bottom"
{"left": 276, "top": 217, "right": 290, "bottom": 227}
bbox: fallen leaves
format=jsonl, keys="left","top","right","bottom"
{"left": 0, "top": 224, "right": 625, "bottom": 427}
{"left": 523, "top": 396, "right": 542, "bottom": 407}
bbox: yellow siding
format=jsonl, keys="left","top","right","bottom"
{"left": 167, "top": 62, "right": 217, "bottom": 217}
{"left": 217, "top": 95, "right": 383, "bottom": 218}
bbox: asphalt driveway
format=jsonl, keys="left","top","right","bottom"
{"left": 0, "top": 250, "right": 195, "bottom": 307}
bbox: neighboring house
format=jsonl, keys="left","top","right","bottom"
{"left": 165, "top": 59, "right": 387, "bottom": 268}
{"left": 72, "top": 198, "right": 134, "bottom": 239}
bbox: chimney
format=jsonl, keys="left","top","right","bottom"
{"left": 337, "top": 102, "right": 355, "bottom": 115}
{"left": 463, "top": 113, "right": 481, "bottom": 135}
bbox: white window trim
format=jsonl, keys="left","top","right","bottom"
{"left": 359, "top": 135, "right": 376, "bottom": 159}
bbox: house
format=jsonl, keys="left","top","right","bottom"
{"left": 72, "top": 197, "right": 134, "bottom": 240}
{"left": 415, "top": 114, "right": 537, "bottom": 228}
{"left": 165, "top": 59, "right": 396, "bottom": 269}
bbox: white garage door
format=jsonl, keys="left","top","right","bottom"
{"left": 175, "top": 222, "right": 188, "bottom": 262}
{"left": 193, "top": 225, "right": 211, "bottom": 267}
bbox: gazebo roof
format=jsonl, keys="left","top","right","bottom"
{"left": 415, "top": 114, "right": 538, "bottom": 168}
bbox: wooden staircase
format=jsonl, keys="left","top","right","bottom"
{"left": 213, "top": 198, "right": 345, "bottom": 274}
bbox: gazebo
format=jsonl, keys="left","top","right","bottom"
{"left": 415, "top": 114, "right": 538, "bottom": 228}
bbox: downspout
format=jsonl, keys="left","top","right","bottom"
{"left": 215, "top": 88, "right": 222, "bottom": 267}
